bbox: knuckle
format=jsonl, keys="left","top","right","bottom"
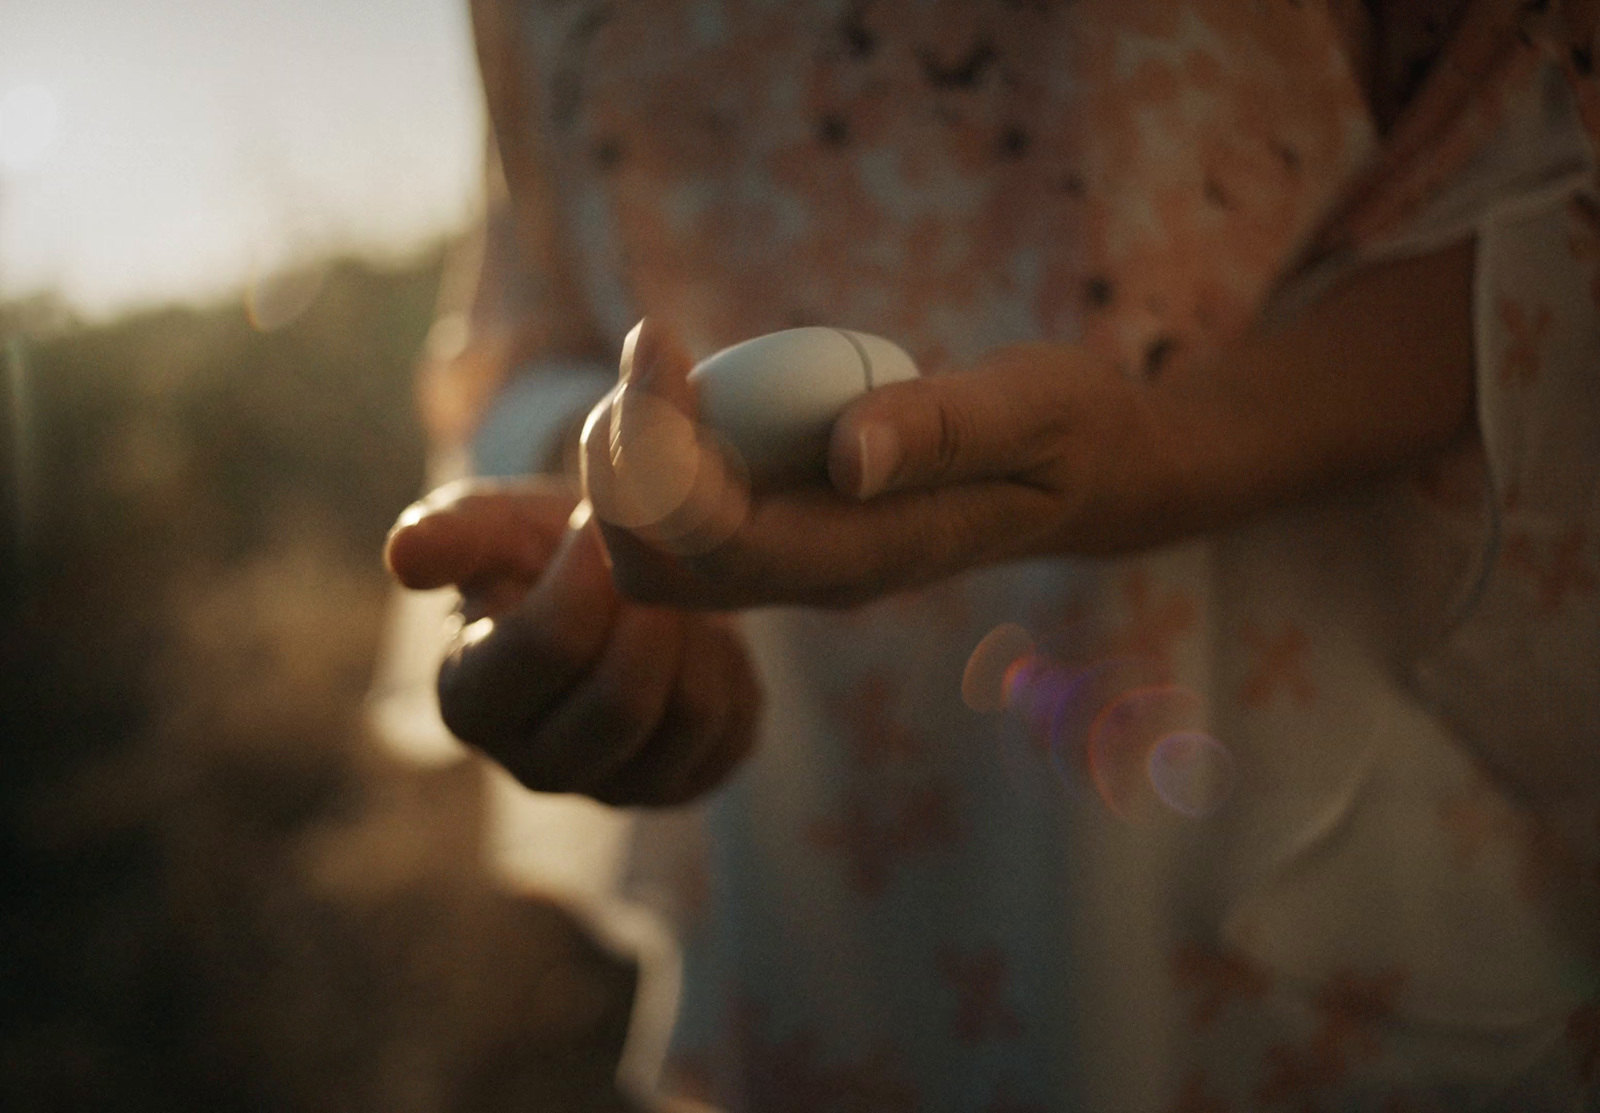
{"left": 1026, "top": 392, "right": 1076, "bottom": 467}
{"left": 932, "top": 396, "right": 968, "bottom": 478}
{"left": 666, "top": 696, "right": 760, "bottom": 804}
{"left": 604, "top": 529, "right": 699, "bottom": 606}
{"left": 436, "top": 696, "right": 561, "bottom": 791}
{"left": 587, "top": 726, "right": 688, "bottom": 807}
{"left": 592, "top": 629, "right": 760, "bottom": 806}
{"left": 436, "top": 618, "right": 664, "bottom": 797}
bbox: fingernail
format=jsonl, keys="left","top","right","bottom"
{"left": 618, "top": 319, "right": 645, "bottom": 383}
{"left": 634, "top": 319, "right": 660, "bottom": 382}
{"left": 392, "top": 500, "right": 428, "bottom": 532}
{"left": 383, "top": 507, "right": 455, "bottom": 585}
{"left": 630, "top": 317, "right": 666, "bottom": 387}
{"left": 854, "top": 422, "right": 901, "bottom": 499}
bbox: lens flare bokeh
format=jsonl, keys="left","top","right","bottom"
{"left": 579, "top": 384, "right": 752, "bottom": 556}
{"left": 964, "top": 623, "right": 1235, "bottom": 820}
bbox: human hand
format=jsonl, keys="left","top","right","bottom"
{"left": 384, "top": 478, "right": 761, "bottom": 805}
{"left": 582, "top": 318, "right": 1147, "bottom": 610}
{"left": 585, "top": 244, "right": 1476, "bottom": 611}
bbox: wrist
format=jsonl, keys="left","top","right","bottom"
{"left": 1044, "top": 367, "right": 1178, "bottom": 556}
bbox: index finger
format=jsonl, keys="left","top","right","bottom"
{"left": 601, "top": 477, "right": 1060, "bottom": 609}
{"left": 385, "top": 477, "right": 581, "bottom": 591}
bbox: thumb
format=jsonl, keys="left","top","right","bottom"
{"left": 827, "top": 343, "right": 1076, "bottom": 500}
{"left": 585, "top": 317, "right": 703, "bottom": 530}
{"left": 618, "top": 315, "right": 696, "bottom": 412}
{"left": 585, "top": 317, "right": 750, "bottom": 555}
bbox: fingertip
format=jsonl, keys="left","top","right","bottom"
{"left": 391, "top": 497, "right": 430, "bottom": 535}
{"left": 627, "top": 317, "right": 696, "bottom": 411}
{"left": 383, "top": 510, "right": 456, "bottom": 589}
{"left": 618, "top": 319, "right": 644, "bottom": 383}
{"left": 384, "top": 480, "right": 480, "bottom": 585}
{"left": 826, "top": 417, "right": 863, "bottom": 499}
{"left": 828, "top": 411, "right": 901, "bottom": 500}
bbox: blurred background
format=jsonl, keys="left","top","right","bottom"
{"left": 0, "top": 1, "right": 636, "bottom": 1108}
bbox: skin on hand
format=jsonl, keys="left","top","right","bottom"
{"left": 588, "top": 241, "right": 1477, "bottom": 611}
{"left": 384, "top": 477, "right": 761, "bottom": 805}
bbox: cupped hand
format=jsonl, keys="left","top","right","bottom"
{"left": 384, "top": 478, "right": 761, "bottom": 805}
{"left": 584, "top": 242, "right": 1479, "bottom": 611}
{"left": 582, "top": 318, "right": 1148, "bottom": 610}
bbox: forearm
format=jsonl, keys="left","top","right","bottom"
{"left": 1077, "top": 239, "right": 1477, "bottom": 552}
{"left": 570, "top": 244, "right": 1476, "bottom": 611}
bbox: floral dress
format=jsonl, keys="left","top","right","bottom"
{"left": 380, "top": 1, "right": 1600, "bottom": 1108}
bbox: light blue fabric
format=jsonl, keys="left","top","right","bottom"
{"left": 640, "top": 561, "right": 1098, "bottom": 1111}
{"left": 470, "top": 362, "right": 613, "bottom": 479}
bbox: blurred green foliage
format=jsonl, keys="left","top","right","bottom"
{"left": 0, "top": 253, "right": 440, "bottom": 1109}
{"left": 12, "top": 254, "right": 436, "bottom": 565}
{"left": 0, "top": 252, "right": 637, "bottom": 1113}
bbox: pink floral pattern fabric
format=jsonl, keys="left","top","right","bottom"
{"left": 447, "top": 1, "right": 1600, "bottom": 1108}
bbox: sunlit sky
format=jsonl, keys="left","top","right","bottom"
{"left": 0, "top": 0, "right": 486, "bottom": 318}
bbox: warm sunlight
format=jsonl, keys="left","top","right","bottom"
{"left": 0, "top": 0, "right": 485, "bottom": 317}
{"left": 0, "top": 85, "right": 58, "bottom": 174}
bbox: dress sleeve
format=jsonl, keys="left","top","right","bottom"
{"left": 1268, "top": 12, "right": 1600, "bottom": 860}
{"left": 1388, "top": 49, "right": 1600, "bottom": 856}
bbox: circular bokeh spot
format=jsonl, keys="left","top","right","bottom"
{"left": 582, "top": 387, "right": 700, "bottom": 530}
{"left": 962, "top": 623, "right": 1036, "bottom": 712}
{"left": 1147, "top": 731, "right": 1235, "bottom": 818}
